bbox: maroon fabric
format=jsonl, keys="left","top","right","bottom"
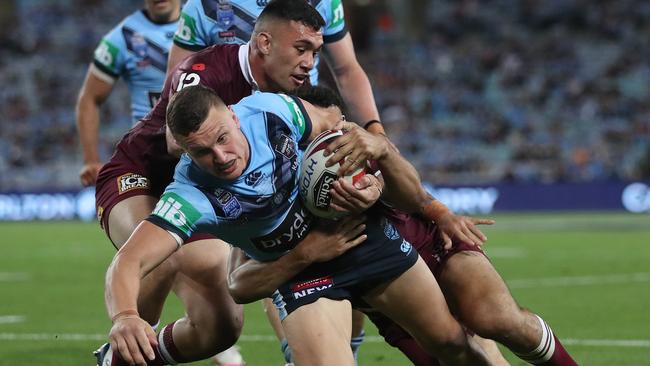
{"left": 95, "top": 44, "right": 252, "bottom": 243}
{"left": 538, "top": 335, "right": 579, "bottom": 366}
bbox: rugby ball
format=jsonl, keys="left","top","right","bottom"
{"left": 299, "top": 130, "right": 367, "bottom": 220}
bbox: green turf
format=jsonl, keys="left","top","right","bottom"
{"left": 1, "top": 212, "right": 648, "bottom": 365}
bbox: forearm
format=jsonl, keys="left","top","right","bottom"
{"left": 377, "top": 148, "right": 433, "bottom": 214}
{"left": 228, "top": 249, "right": 311, "bottom": 304}
{"left": 105, "top": 253, "right": 143, "bottom": 319}
{"left": 75, "top": 98, "right": 101, "bottom": 163}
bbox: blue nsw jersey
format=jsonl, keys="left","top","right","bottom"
{"left": 173, "top": 0, "right": 348, "bottom": 84}
{"left": 148, "top": 92, "right": 317, "bottom": 262}
{"left": 92, "top": 10, "right": 178, "bottom": 122}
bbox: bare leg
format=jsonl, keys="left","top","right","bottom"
{"left": 283, "top": 298, "right": 355, "bottom": 366}
{"left": 362, "top": 258, "right": 492, "bottom": 365}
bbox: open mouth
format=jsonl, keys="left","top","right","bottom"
{"left": 291, "top": 74, "right": 308, "bottom": 86}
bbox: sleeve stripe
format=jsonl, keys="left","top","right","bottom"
{"left": 91, "top": 61, "right": 119, "bottom": 81}
{"left": 288, "top": 95, "right": 313, "bottom": 148}
{"left": 172, "top": 39, "right": 208, "bottom": 52}
{"left": 323, "top": 27, "right": 348, "bottom": 44}
{"left": 145, "top": 215, "right": 190, "bottom": 244}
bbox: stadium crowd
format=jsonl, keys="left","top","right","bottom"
{"left": 1, "top": 0, "right": 649, "bottom": 190}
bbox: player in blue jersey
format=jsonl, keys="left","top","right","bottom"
{"left": 167, "top": 1, "right": 381, "bottom": 360}
{"left": 104, "top": 84, "right": 493, "bottom": 365}
{"left": 166, "top": 2, "right": 511, "bottom": 364}
{"left": 75, "top": 0, "right": 180, "bottom": 187}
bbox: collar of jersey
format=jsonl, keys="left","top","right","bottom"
{"left": 238, "top": 43, "right": 259, "bottom": 91}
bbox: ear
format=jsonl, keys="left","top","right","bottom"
{"left": 228, "top": 106, "right": 241, "bottom": 129}
{"left": 255, "top": 32, "right": 272, "bottom": 55}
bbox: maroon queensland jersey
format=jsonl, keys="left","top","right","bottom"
{"left": 95, "top": 44, "right": 253, "bottom": 229}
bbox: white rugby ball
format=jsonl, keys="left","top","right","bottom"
{"left": 299, "top": 129, "right": 366, "bottom": 220}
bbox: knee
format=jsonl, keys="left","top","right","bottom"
{"left": 415, "top": 322, "right": 470, "bottom": 358}
{"left": 465, "top": 303, "right": 529, "bottom": 342}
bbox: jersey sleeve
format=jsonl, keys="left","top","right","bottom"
{"left": 320, "top": 0, "right": 347, "bottom": 43}
{"left": 246, "top": 93, "right": 313, "bottom": 146}
{"left": 92, "top": 25, "right": 127, "bottom": 80}
{"left": 146, "top": 182, "right": 216, "bottom": 244}
{"left": 173, "top": 0, "right": 212, "bottom": 51}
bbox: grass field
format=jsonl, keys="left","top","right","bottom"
{"left": 1, "top": 212, "right": 649, "bottom": 365}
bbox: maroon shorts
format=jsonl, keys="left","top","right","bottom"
{"left": 95, "top": 127, "right": 213, "bottom": 246}
{"left": 366, "top": 207, "right": 486, "bottom": 348}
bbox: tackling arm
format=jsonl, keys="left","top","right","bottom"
{"left": 227, "top": 216, "right": 367, "bottom": 304}
{"left": 75, "top": 66, "right": 115, "bottom": 186}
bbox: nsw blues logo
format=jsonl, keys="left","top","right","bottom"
{"left": 213, "top": 188, "right": 242, "bottom": 219}
{"left": 273, "top": 134, "right": 297, "bottom": 160}
{"left": 381, "top": 218, "right": 401, "bottom": 240}
{"left": 217, "top": 1, "right": 234, "bottom": 28}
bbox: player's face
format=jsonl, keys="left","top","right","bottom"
{"left": 264, "top": 20, "right": 323, "bottom": 92}
{"left": 144, "top": 0, "right": 181, "bottom": 22}
{"left": 179, "top": 106, "right": 250, "bottom": 180}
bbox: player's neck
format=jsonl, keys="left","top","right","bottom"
{"left": 248, "top": 50, "right": 270, "bottom": 91}
{"left": 142, "top": 9, "right": 180, "bottom": 24}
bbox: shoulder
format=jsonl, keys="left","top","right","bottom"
{"left": 169, "top": 44, "right": 246, "bottom": 98}
{"left": 234, "top": 93, "right": 311, "bottom": 139}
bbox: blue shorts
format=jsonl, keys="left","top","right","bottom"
{"left": 274, "top": 211, "right": 419, "bottom": 317}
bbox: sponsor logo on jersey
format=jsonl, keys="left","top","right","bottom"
{"left": 329, "top": 0, "right": 344, "bottom": 30}
{"left": 291, "top": 276, "right": 333, "bottom": 299}
{"left": 400, "top": 239, "right": 412, "bottom": 255}
{"left": 256, "top": 0, "right": 269, "bottom": 7}
{"left": 251, "top": 201, "right": 314, "bottom": 252}
{"left": 152, "top": 192, "right": 202, "bottom": 233}
{"left": 175, "top": 12, "right": 198, "bottom": 43}
{"left": 213, "top": 188, "right": 243, "bottom": 218}
{"left": 314, "top": 171, "right": 337, "bottom": 209}
{"left": 192, "top": 63, "right": 206, "bottom": 71}
{"left": 273, "top": 134, "right": 297, "bottom": 160}
{"left": 245, "top": 171, "right": 264, "bottom": 186}
{"left": 278, "top": 94, "right": 306, "bottom": 135}
{"left": 218, "top": 31, "right": 236, "bottom": 38}
{"left": 117, "top": 173, "right": 149, "bottom": 194}
{"left": 94, "top": 39, "right": 119, "bottom": 71}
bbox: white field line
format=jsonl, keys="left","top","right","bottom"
{"left": 0, "top": 315, "right": 25, "bottom": 324}
{"left": 506, "top": 272, "right": 650, "bottom": 289}
{"left": 0, "top": 272, "right": 29, "bottom": 282}
{"left": 0, "top": 333, "right": 648, "bottom": 348}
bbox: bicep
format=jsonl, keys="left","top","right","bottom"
{"left": 79, "top": 66, "right": 115, "bottom": 105}
{"left": 322, "top": 34, "right": 359, "bottom": 74}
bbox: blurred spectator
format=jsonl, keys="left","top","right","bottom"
{"left": 1, "top": 0, "right": 649, "bottom": 190}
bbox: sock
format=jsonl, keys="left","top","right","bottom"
{"left": 155, "top": 321, "right": 188, "bottom": 365}
{"left": 393, "top": 337, "right": 442, "bottom": 366}
{"left": 350, "top": 330, "right": 365, "bottom": 361}
{"left": 514, "top": 315, "right": 578, "bottom": 366}
{"left": 280, "top": 338, "right": 293, "bottom": 363}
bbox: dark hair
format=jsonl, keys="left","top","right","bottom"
{"left": 166, "top": 85, "right": 225, "bottom": 137}
{"left": 292, "top": 85, "right": 343, "bottom": 110}
{"left": 256, "top": 0, "right": 325, "bottom": 31}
